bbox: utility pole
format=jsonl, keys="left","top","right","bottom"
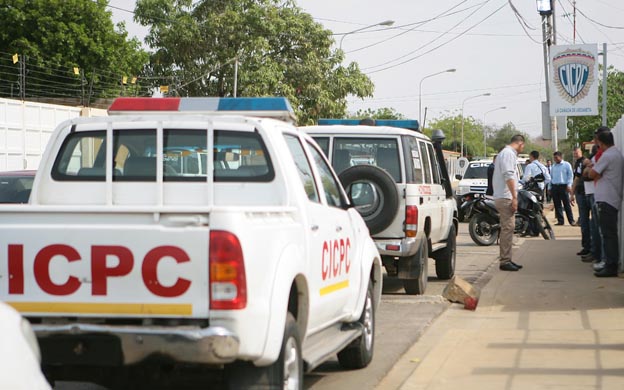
{"left": 550, "top": 1, "right": 558, "bottom": 152}
{"left": 573, "top": 0, "right": 577, "bottom": 43}
{"left": 233, "top": 58, "right": 239, "bottom": 98}
{"left": 540, "top": 1, "right": 558, "bottom": 152}
{"left": 602, "top": 43, "right": 608, "bottom": 126}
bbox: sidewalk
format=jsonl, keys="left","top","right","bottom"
{"left": 378, "top": 209, "right": 624, "bottom": 389}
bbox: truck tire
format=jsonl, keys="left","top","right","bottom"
{"left": 226, "top": 313, "right": 302, "bottom": 390}
{"left": 433, "top": 224, "right": 456, "bottom": 280}
{"left": 337, "top": 279, "right": 375, "bottom": 369}
{"left": 339, "top": 165, "right": 399, "bottom": 235}
{"left": 402, "top": 239, "right": 428, "bottom": 295}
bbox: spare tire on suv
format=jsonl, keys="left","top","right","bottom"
{"left": 339, "top": 165, "right": 399, "bottom": 235}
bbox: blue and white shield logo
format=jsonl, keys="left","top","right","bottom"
{"left": 558, "top": 63, "right": 589, "bottom": 99}
{"left": 552, "top": 48, "right": 595, "bottom": 104}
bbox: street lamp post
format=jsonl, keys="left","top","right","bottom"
{"left": 482, "top": 106, "right": 507, "bottom": 157}
{"left": 419, "top": 68, "right": 456, "bottom": 128}
{"left": 460, "top": 93, "right": 491, "bottom": 157}
{"left": 339, "top": 20, "right": 395, "bottom": 50}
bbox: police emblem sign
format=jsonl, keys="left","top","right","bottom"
{"left": 549, "top": 44, "right": 598, "bottom": 116}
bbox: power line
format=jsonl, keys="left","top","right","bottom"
{"left": 508, "top": 0, "right": 545, "bottom": 45}
{"left": 363, "top": 0, "right": 494, "bottom": 71}
{"left": 575, "top": 4, "right": 624, "bottom": 29}
{"left": 346, "top": 1, "right": 482, "bottom": 53}
{"left": 365, "top": 1, "right": 507, "bottom": 74}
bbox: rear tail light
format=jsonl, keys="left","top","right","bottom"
{"left": 405, "top": 205, "right": 418, "bottom": 237}
{"left": 209, "top": 231, "right": 247, "bottom": 310}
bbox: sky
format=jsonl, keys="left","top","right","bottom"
{"left": 109, "top": 0, "right": 624, "bottom": 138}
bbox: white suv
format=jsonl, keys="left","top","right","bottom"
{"left": 302, "top": 120, "right": 458, "bottom": 295}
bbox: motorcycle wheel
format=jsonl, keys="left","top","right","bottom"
{"left": 469, "top": 213, "right": 499, "bottom": 246}
{"left": 539, "top": 214, "right": 555, "bottom": 240}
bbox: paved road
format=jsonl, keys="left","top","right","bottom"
{"left": 54, "top": 223, "right": 501, "bottom": 390}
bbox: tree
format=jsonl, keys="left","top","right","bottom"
{"left": 0, "top": 0, "right": 148, "bottom": 103}
{"left": 351, "top": 107, "right": 405, "bottom": 120}
{"left": 134, "top": 0, "right": 373, "bottom": 124}
{"left": 488, "top": 123, "right": 550, "bottom": 160}
{"left": 425, "top": 113, "right": 488, "bottom": 158}
{"left": 565, "top": 67, "right": 624, "bottom": 145}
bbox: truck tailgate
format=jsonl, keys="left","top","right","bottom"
{"left": 0, "top": 212, "right": 210, "bottom": 318}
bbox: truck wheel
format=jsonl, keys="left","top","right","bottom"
{"left": 434, "top": 225, "right": 456, "bottom": 280}
{"left": 337, "top": 279, "right": 375, "bottom": 369}
{"left": 402, "top": 239, "right": 428, "bottom": 295}
{"left": 339, "top": 165, "right": 399, "bottom": 235}
{"left": 225, "top": 313, "right": 302, "bottom": 390}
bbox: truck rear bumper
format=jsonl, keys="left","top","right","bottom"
{"left": 374, "top": 236, "right": 423, "bottom": 257}
{"left": 33, "top": 323, "right": 239, "bottom": 365}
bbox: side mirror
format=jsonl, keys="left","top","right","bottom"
{"left": 455, "top": 174, "right": 462, "bottom": 180}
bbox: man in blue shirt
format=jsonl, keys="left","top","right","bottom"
{"left": 522, "top": 150, "right": 551, "bottom": 197}
{"left": 550, "top": 151, "right": 575, "bottom": 225}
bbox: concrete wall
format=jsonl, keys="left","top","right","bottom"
{"left": 613, "top": 115, "right": 624, "bottom": 271}
{"left": 0, "top": 98, "right": 106, "bottom": 171}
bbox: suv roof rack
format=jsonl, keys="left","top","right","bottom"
{"left": 317, "top": 118, "right": 420, "bottom": 132}
{"left": 108, "top": 97, "right": 297, "bottom": 124}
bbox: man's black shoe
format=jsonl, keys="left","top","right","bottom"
{"left": 511, "top": 261, "right": 523, "bottom": 269}
{"left": 594, "top": 269, "right": 618, "bottom": 277}
{"left": 500, "top": 263, "right": 519, "bottom": 271}
{"left": 555, "top": 222, "right": 564, "bottom": 226}
{"left": 569, "top": 220, "right": 576, "bottom": 225}
{"left": 577, "top": 249, "right": 590, "bottom": 256}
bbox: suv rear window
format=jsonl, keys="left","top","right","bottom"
{"left": 331, "top": 138, "right": 401, "bottom": 182}
{"left": 52, "top": 129, "right": 273, "bottom": 182}
{"left": 463, "top": 162, "right": 491, "bottom": 179}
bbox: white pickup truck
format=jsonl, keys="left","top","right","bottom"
{"left": 0, "top": 97, "right": 382, "bottom": 389}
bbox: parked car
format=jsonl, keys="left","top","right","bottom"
{"left": 0, "top": 170, "right": 36, "bottom": 203}
{"left": 0, "top": 302, "right": 51, "bottom": 390}
{"left": 302, "top": 120, "right": 458, "bottom": 295}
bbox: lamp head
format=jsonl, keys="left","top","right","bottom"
{"left": 536, "top": 0, "right": 553, "bottom": 15}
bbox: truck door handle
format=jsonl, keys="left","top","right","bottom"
{"left": 336, "top": 226, "right": 343, "bottom": 232}
{"left": 311, "top": 225, "right": 319, "bottom": 232}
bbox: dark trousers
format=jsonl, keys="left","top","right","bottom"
{"left": 587, "top": 194, "right": 603, "bottom": 260}
{"left": 597, "top": 202, "right": 620, "bottom": 272}
{"left": 551, "top": 184, "right": 574, "bottom": 224}
{"left": 576, "top": 191, "right": 591, "bottom": 251}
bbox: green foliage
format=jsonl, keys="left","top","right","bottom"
{"left": 425, "top": 113, "right": 488, "bottom": 158}
{"left": 0, "top": 0, "right": 148, "bottom": 102}
{"left": 351, "top": 107, "right": 406, "bottom": 120}
{"left": 134, "top": 0, "right": 373, "bottom": 124}
{"left": 565, "top": 66, "right": 624, "bottom": 145}
{"left": 426, "top": 114, "right": 549, "bottom": 160}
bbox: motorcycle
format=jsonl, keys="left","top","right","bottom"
{"left": 462, "top": 174, "right": 555, "bottom": 246}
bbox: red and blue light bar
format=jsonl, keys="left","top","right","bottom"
{"left": 317, "top": 118, "right": 420, "bottom": 131}
{"left": 108, "top": 97, "right": 296, "bottom": 123}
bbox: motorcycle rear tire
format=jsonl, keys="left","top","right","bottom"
{"left": 469, "top": 213, "right": 499, "bottom": 246}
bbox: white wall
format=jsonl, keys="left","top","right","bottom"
{"left": 613, "top": 115, "right": 624, "bottom": 271}
{"left": 0, "top": 99, "right": 106, "bottom": 171}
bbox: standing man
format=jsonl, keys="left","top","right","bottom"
{"left": 550, "top": 151, "right": 575, "bottom": 226}
{"left": 588, "top": 129, "right": 624, "bottom": 277}
{"left": 545, "top": 159, "right": 553, "bottom": 202}
{"left": 493, "top": 135, "right": 525, "bottom": 271}
{"left": 522, "top": 150, "right": 551, "bottom": 198}
{"left": 572, "top": 147, "right": 590, "bottom": 255}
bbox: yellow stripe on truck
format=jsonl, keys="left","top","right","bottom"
{"left": 7, "top": 302, "right": 192, "bottom": 316}
{"left": 319, "top": 280, "right": 349, "bottom": 296}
